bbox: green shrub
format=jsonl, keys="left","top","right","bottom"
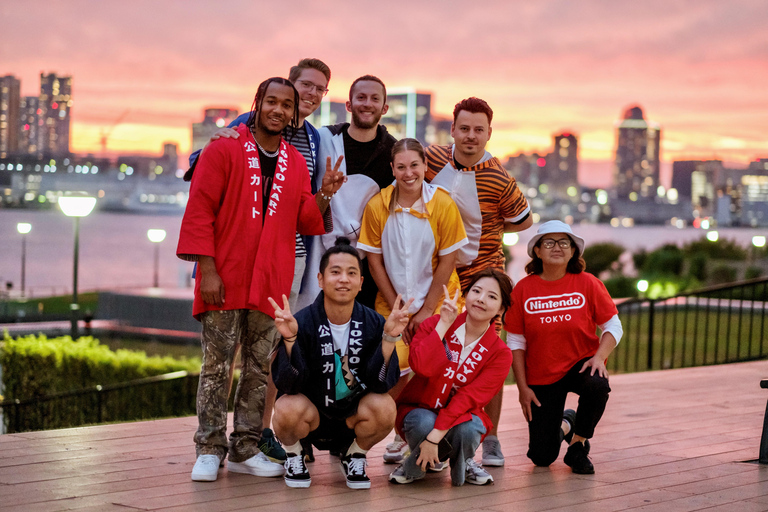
{"left": 745, "top": 266, "right": 764, "bottom": 280}
{"left": 687, "top": 252, "right": 709, "bottom": 281}
{"left": 0, "top": 333, "right": 204, "bottom": 432}
{"left": 602, "top": 276, "right": 638, "bottom": 298}
{"left": 583, "top": 242, "right": 625, "bottom": 276}
{"left": 642, "top": 245, "right": 684, "bottom": 277}
{"left": 683, "top": 237, "right": 747, "bottom": 260}
{"left": 709, "top": 265, "right": 737, "bottom": 285}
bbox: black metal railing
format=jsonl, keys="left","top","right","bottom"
{"left": 0, "top": 371, "right": 199, "bottom": 434}
{"left": 611, "top": 277, "right": 768, "bottom": 373}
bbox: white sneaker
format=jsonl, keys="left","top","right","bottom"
{"left": 383, "top": 435, "right": 410, "bottom": 464}
{"left": 191, "top": 454, "right": 222, "bottom": 482}
{"left": 228, "top": 452, "right": 285, "bottom": 477}
{"left": 465, "top": 458, "right": 493, "bottom": 485}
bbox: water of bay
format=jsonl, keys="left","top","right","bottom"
{"left": 1, "top": 209, "right": 764, "bottom": 297}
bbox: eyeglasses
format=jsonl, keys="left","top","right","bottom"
{"left": 295, "top": 80, "right": 329, "bottom": 97}
{"left": 540, "top": 238, "right": 572, "bottom": 249}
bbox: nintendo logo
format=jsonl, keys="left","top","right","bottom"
{"left": 524, "top": 292, "right": 586, "bottom": 314}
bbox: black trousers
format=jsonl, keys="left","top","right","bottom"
{"left": 527, "top": 357, "right": 610, "bottom": 467}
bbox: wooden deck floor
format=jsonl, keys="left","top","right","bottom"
{"left": 2, "top": 360, "right": 768, "bottom": 511}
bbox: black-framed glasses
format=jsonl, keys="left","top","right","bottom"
{"left": 540, "top": 238, "right": 572, "bottom": 249}
{"left": 295, "top": 80, "right": 329, "bottom": 96}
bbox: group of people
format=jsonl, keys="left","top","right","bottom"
{"left": 177, "top": 57, "right": 623, "bottom": 489}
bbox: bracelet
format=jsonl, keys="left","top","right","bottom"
{"left": 320, "top": 191, "right": 333, "bottom": 201}
{"left": 284, "top": 334, "right": 298, "bottom": 342}
{"left": 382, "top": 332, "right": 401, "bottom": 344}
{"left": 424, "top": 438, "right": 439, "bottom": 445}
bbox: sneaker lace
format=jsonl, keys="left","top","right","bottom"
{"left": 466, "top": 458, "right": 484, "bottom": 476}
{"left": 347, "top": 456, "right": 367, "bottom": 476}
{"left": 286, "top": 455, "right": 305, "bottom": 474}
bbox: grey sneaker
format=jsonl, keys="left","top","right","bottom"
{"left": 465, "top": 458, "right": 493, "bottom": 485}
{"left": 388, "top": 463, "right": 422, "bottom": 484}
{"left": 191, "top": 454, "right": 221, "bottom": 482}
{"left": 481, "top": 435, "right": 505, "bottom": 466}
{"left": 383, "top": 435, "right": 410, "bottom": 464}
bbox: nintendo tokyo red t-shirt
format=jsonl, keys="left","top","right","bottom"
{"left": 504, "top": 272, "right": 617, "bottom": 385}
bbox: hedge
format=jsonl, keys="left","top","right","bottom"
{"left": 0, "top": 333, "right": 206, "bottom": 432}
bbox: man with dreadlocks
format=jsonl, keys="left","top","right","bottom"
{"left": 178, "top": 77, "right": 345, "bottom": 482}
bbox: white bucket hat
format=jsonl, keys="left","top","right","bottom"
{"left": 527, "top": 220, "right": 586, "bottom": 258}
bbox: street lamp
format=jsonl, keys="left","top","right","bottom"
{"left": 59, "top": 195, "right": 97, "bottom": 340}
{"left": 16, "top": 223, "right": 31, "bottom": 297}
{"left": 147, "top": 229, "right": 167, "bottom": 288}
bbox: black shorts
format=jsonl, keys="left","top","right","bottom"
{"left": 307, "top": 404, "right": 359, "bottom": 453}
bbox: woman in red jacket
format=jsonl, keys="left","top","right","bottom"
{"left": 389, "top": 268, "right": 513, "bottom": 486}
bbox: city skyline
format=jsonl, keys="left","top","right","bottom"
{"left": 2, "top": 0, "right": 766, "bottom": 188}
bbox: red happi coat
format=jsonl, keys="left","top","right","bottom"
{"left": 395, "top": 313, "right": 513, "bottom": 438}
{"left": 177, "top": 124, "right": 325, "bottom": 319}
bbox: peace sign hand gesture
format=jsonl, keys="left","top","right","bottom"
{"left": 439, "top": 285, "right": 461, "bottom": 326}
{"left": 384, "top": 294, "right": 414, "bottom": 339}
{"left": 267, "top": 294, "right": 299, "bottom": 341}
{"left": 320, "top": 156, "right": 345, "bottom": 197}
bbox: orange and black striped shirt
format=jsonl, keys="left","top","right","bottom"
{"left": 425, "top": 145, "right": 530, "bottom": 290}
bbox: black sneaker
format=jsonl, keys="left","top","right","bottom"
{"left": 564, "top": 441, "right": 594, "bottom": 474}
{"left": 300, "top": 438, "right": 315, "bottom": 463}
{"left": 284, "top": 452, "right": 311, "bottom": 488}
{"left": 340, "top": 453, "right": 370, "bottom": 489}
{"left": 562, "top": 409, "right": 591, "bottom": 454}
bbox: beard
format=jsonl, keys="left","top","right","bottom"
{"left": 256, "top": 113, "right": 287, "bottom": 136}
{"left": 351, "top": 108, "right": 382, "bottom": 130}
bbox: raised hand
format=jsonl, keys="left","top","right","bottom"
{"left": 321, "top": 156, "right": 345, "bottom": 196}
{"left": 267, "top": 294, "right": 298, "bottom": 340}
{"left": 438, "top": 285, "right": 461, "bottom": 326}
{"left": 384, "top": 294, "right": 414, "bottom": 339}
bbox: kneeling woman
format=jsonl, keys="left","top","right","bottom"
{"left": 504, "top": 220, "right": 623, "bottom": 474}
{"left": 390, "top": 269, "right": 513, "bottom": 486}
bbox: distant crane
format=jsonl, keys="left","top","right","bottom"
{"left": 100, "top": 109, "right": 131, "bottom": 156}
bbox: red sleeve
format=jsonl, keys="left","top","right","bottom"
{"left": 295, "top": 156, "right": 325, "bottom": 237}
{"left": 177, "top": 141, "right": 229, "bottom": 259}
{"left": 408, "top": 314, "right": 451, "bottom": 377}
{"left": 590, "top": 274, "right": 618, "bottom": 325}
{"left": 435, "top": 341, "right": 512, "bottom": 430}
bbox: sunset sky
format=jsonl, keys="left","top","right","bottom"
{"left": 2, "top": 0, "right": 766, "bottom": 187}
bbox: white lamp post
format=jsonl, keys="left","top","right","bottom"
{"left": 147, "top": 229, "right": 167, "bottom": 288}
{"left": 16, "top": 223, "right": 32, "bottom": 297}
{"left": 59, "top": 195, "right": 97, "bottom": 339}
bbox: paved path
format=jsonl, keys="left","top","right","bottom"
{"left": 1, "top": 360, "right": 768, "bottom": 511}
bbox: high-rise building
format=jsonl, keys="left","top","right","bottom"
{"left": 39, "top": 73, "right": 72, "bottom": 156}
{"left": 550, "top": 132, "right": 579, "bottom": 197}
{"left": 0, "top": 75, "right": 21, "bottom": 158}
{"left": 191, "top": 107, "right": 240, "bottom": 153}
{"left": 380, "top": 88, "right": 433, "bottom": 144}
{"left": 307, "top": 100, "right": 348, "bottom": 127}
{"left": 613, "top": 105, "right": 661, "bottom": 200}
{"left": 18, "top": 96, "right": 40, "bottom": 156}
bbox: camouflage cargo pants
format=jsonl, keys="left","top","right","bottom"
{"left": 194, "top": 309, "right": 278, "bottom": 462}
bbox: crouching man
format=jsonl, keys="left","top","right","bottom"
{"left": 269, "top": 237, "right": 410, "bottom": 489}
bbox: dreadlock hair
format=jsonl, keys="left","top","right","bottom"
{"left": 246, "top": 77, "right": 300, "bottom": 139}
{"left": 388, "top": 138, "right": 425, "bottom": 215}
